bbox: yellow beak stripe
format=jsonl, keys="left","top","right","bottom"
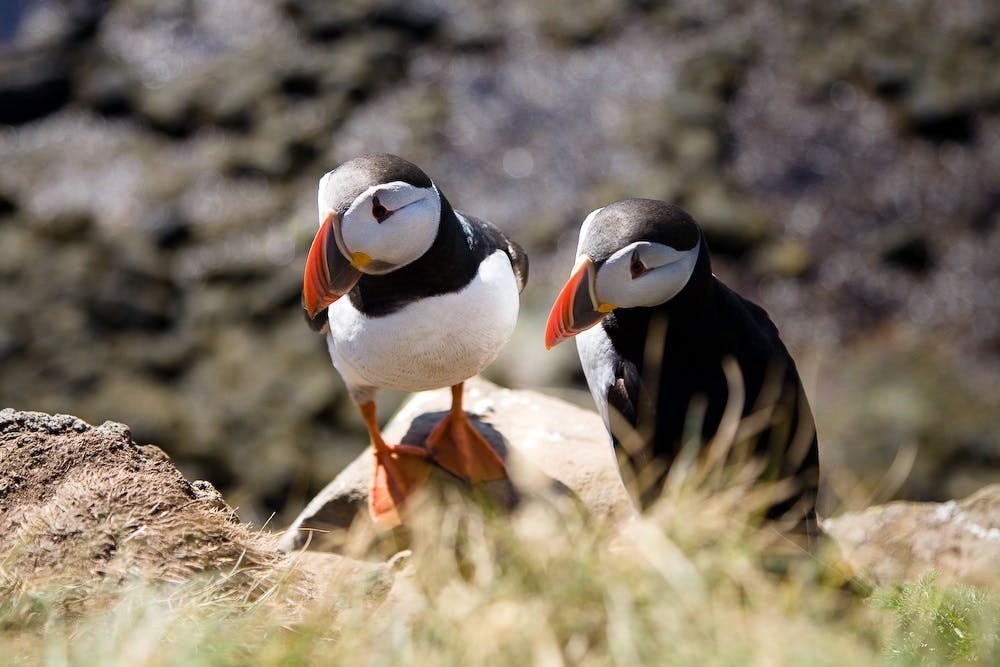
{"left": 350, "top": 252, "right": 372, "bottom": 269}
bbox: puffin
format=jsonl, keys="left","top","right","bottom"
{"left": 544, "top": 199, "right": 819, "bottom": 531}
{"left": 302, "top": 154, "right": 528, "bottom": 528}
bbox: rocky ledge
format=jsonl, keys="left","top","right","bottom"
{"left": 279, "top": 377, "right": 634, "bottom": 552}
{"left": 823, "top": 486, "right": 1000, "bottom": 588}
{"left": 1, "top": 387, "right": 997, "bottom": 599}
{"left": 0, "top": 407, "right": 392, "bottom": 610}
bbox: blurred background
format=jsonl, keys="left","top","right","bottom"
{"left": 0, "top": 0, "right": 997, "bottom": 525}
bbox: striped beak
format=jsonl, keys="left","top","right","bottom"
{"left": 302, "top": 211, "right": 364, "bottom": 319}
{"left": 544, "top": 254, "right": 614, "bottom": 349}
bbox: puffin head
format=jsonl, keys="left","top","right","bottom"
{"left": 545, "top": 199, "right": 703, "bottom": 349}
{"left": 303, "top": 154, "right": 443, "bottom": 319}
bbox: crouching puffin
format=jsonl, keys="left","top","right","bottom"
{"left": 545, "top": 199, "right": 819, "bottom": 531}
{"left": 302, "top": 154, "right": 528, "bottom": 528}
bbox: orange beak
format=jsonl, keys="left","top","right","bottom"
{"left": 302, "top": 211, "right": 363, "bottom": 319}
{"left": 544, "top": 255, "right": 613, "bottom": 349}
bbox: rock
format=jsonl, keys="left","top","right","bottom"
{"left": 280, "top": 377, "right": 635, "bottom": 552}
{"left": 75, "top": 54, "right": 136, "bottom": 118}
{"left": 33, "top": 208, "right": 94, "bottom": 241}
{"left": 753, "top": 239, "right": 813, "bottom": 278}
{"left": 133, "top": 82, "right": 198, "bottom": 138}
{"left": 0, "top": 50, "right": 73, "bottom": 125}
{"left": 0, "top": 407, "right": 414, "bottom": 611}
{"left": 282, "top": 0, "right": 384, "bottom": 41}
{"left": 823, "top": 485, "right": 1000, "bottom": 588}
{"left": 0, "top": 408, "right": 281, "bottom": 597}
{"left": 539, "top": 0, "right": 622, "bottom": 47}
{"left": 283, "top": 0, "right": 440, "bottom": 43}
{"left": 685, "top": 179, "right": 773, "bottom": 257}
{"left": 881, "top": 232, "right": 933, "bottom": 275}
{"left": 0, "top": 191, "right": 16, "bottom": 218}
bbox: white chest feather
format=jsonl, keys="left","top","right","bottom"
{"left": 326, "top": 251, "right": 519, "bottom": 394}
{"left": 576, "top": 324, "right": 616, "bottom": 437}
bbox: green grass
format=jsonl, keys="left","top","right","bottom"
{"left": 1, "top": 484, "right": 997, "bottom": 666}
{"left": 874, "top": 574, "right": 999, "bottom": 665}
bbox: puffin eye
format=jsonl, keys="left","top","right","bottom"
{"left": 630, "top": 250, "right": 647, "bottom": 279}
{"left": 371, "top": 196, "right": 391, "bottom": 223}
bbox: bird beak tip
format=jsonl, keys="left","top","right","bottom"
{"left": 544, "top": 255, "right": 609, "bottom": 349}
{"left": 303, "top": 211, "right": 361, "bottom": 318}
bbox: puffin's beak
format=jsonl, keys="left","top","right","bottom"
{"left": 303, "top": 211, "right": 363, "bottom": 318}
{"left": 544, "top": 254, "right": 614, "bottom": 349}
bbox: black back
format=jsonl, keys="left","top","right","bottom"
{"left": 594, "top": 209, "right": 819, "bottom": 528}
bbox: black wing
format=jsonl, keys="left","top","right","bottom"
{"left": 460, "top": 212, "right": 529, "bottom": 293}
{"left": 608, "top": 356, "right": 641, "bottom": 427}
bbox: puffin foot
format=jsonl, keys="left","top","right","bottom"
{"left": 369, "top": 448, "right": 433, "bottom": 529}
{"left": 384, "top": 442, "right": 430, "bottom": 457}
{"left": 425, "top": 406, "right": 506, "bottom": 483}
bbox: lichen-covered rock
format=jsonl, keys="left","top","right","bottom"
{"left": 280, "top": 377, "right": 635, "bottom": 552}
{"left": 823, "top": 485, "right": 1000, "bottom": 588}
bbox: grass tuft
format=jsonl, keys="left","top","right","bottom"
{"left": 874, "top": 573, "right": 999, "bottom": 665}
{"left": 1, "top": 465, "right": 997, "bottom": 665}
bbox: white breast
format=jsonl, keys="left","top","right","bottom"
{"left": 576, "top": 324, "right": 616, "bottom": 438}
{"left": 326, "top": 250, "right": 519, "bottom": 394}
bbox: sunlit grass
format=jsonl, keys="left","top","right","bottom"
{"left": 874, "top": 573, "right": 999, "bottom": 665}
{"left": 1, "top": 470, "right": 996, "bottom": 666}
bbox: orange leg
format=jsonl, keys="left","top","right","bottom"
{"left": 360, "top": 401, "right": 432, "bottom": 528}
{"left": 424, "top": 383, "right": 506, "bottom": 483}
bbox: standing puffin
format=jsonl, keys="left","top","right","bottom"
{"left": 302, "top": 154, "right": 528, "bottom": 528}
{"left": 545, "top": 199, "right": 819, "bottom": 530}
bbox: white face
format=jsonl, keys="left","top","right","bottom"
{"left": 317, "top": 178, "right": 441, "bottom": 273}
{"left": 594, "top": 240, "right": 699, "bottom": 309}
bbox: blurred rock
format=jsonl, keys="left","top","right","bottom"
{"left": 881, "top": 232, "right": 933, "bottom": 275}
{"left": 438, "top": 5, "right": 503, "bottom": 52}
{"left": 686, "top": 179, "right": 773, "bottom": 257}
{"left": 280, "top": 377, "right": 634, "bottom": 552}
{"left": 539, "top": 0, "right": 622, "bottom": 46}
{"left": 824, "top": 485, "right": 1000, "bottom": 588}
{"left": 281, "top": 0, "right": 369, "bottom": 40}
{"left": 133, "top": 81, "right": 199, "bottom": 138}
{"left": 678, "top": 45, "right": 754, "bottom": 102}
{"left": 0, "top": 50, "right": 72, "bottom": 125}
{"left": 283, "top": 0, "right": 439, "bottom": 43}
{"left": 905, "top": 105, "right": 976, "bottom": 145}
{"left": 75, "top": 53, "right": 135, "bottom": 118}
{"left": 33, "top": 208, "right": 93, "bottom": 241}
{"left": 146, "top": 204, "right": 192, "bottom": 250}
{"left": 0, "top": 192, "right": 16, "bottom": 218}
{"left": 753, "top": 239, "right": 813, "bottom": 278}
{"left": 84, "top": 260, "right": 182, "bottom": 334}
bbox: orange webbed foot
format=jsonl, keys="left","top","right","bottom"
{"left": 358, "top": 400, "right": 434, "bottom": 528}
{"left": 369, "top": 448, "right": 433, "bottom": 529}
{"left": 425, "top": 384, "right": 506, "bottom": 483}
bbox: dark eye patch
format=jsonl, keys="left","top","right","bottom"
{"left": 372, "top": 196, "right": 391, "bottom": 222}
{"left": 630, "top": 249, "right": 647, "bottom": 279}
